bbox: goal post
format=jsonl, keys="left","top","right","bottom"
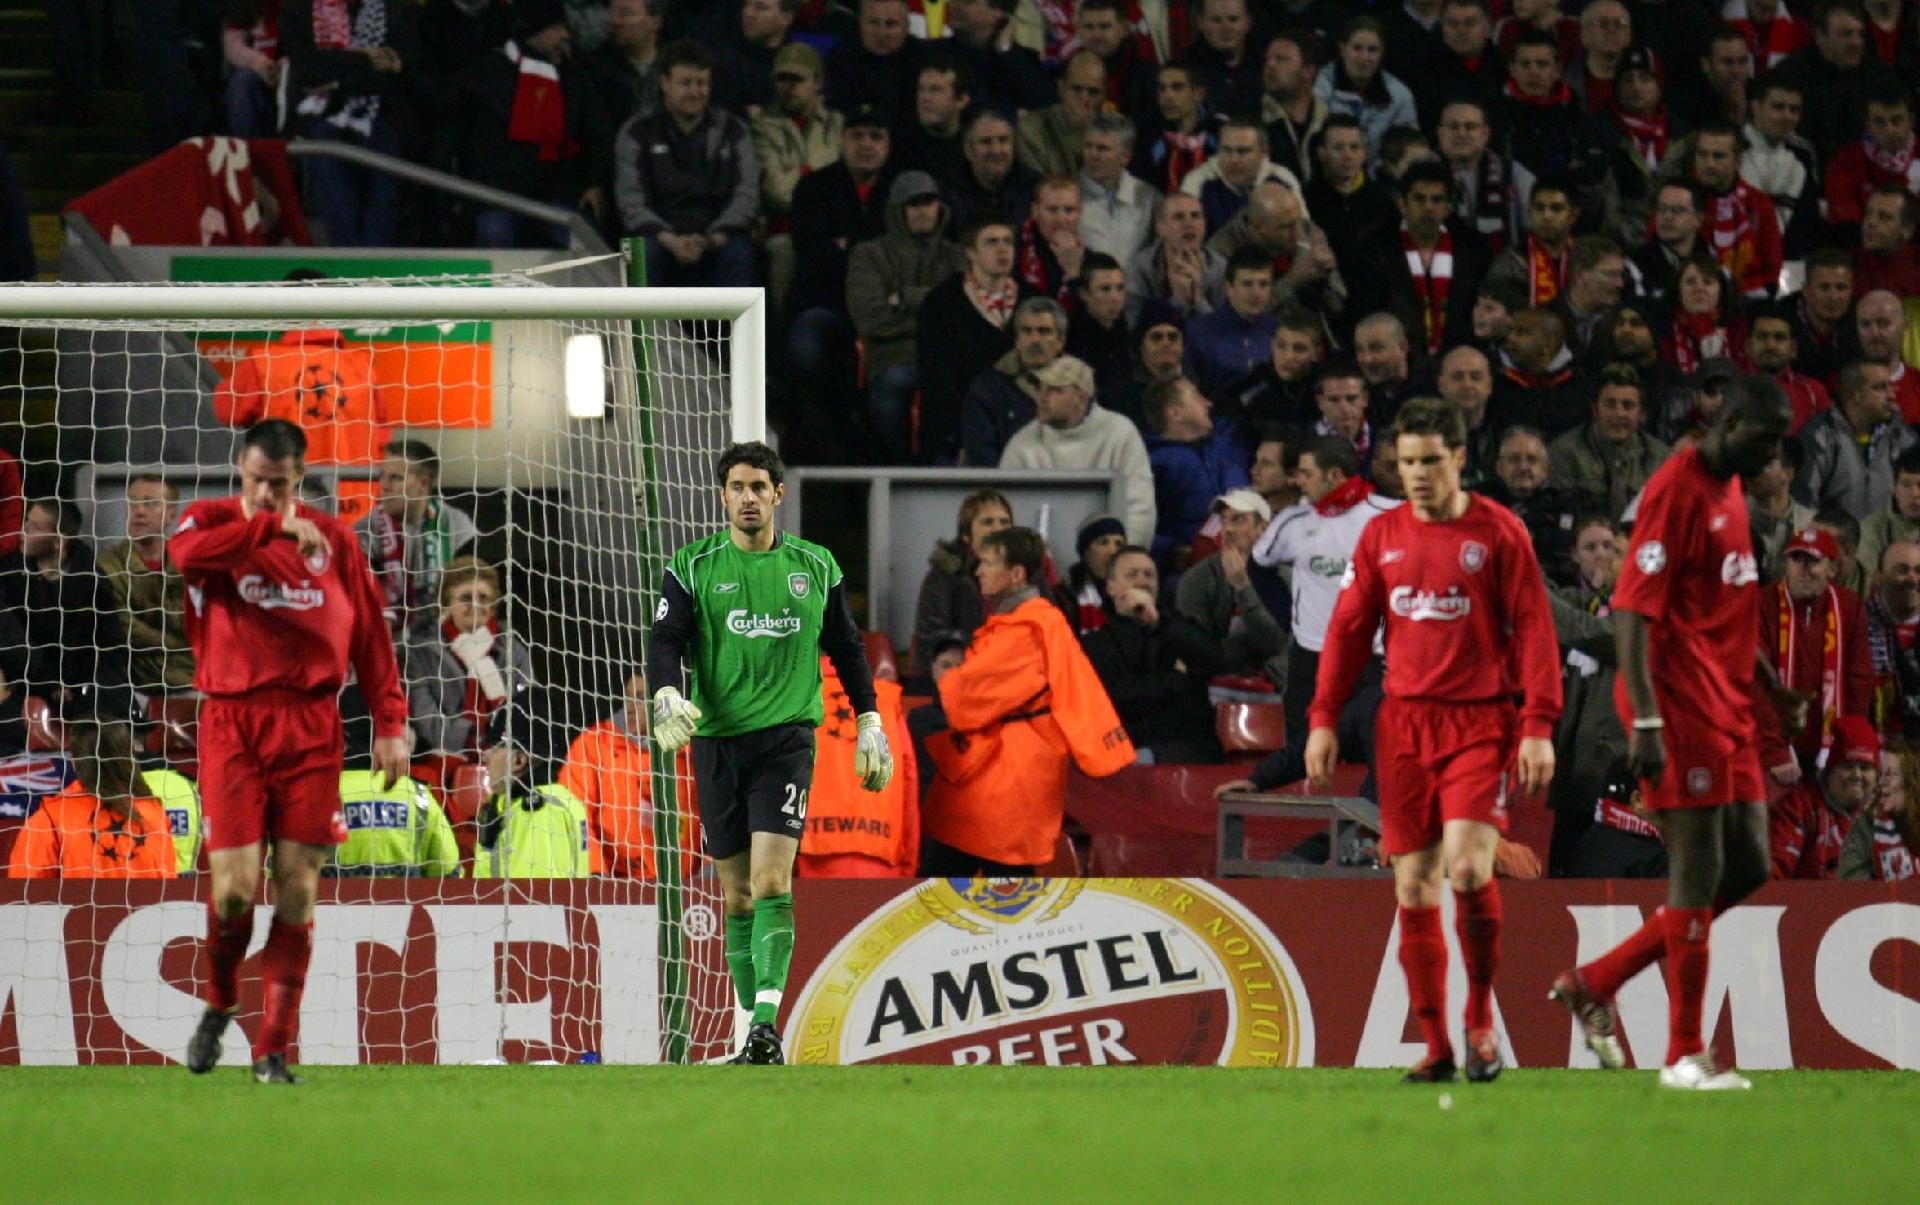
{"left": 0, "top": 274, "right": 765, "bottom": 1066}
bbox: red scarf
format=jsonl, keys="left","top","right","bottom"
{"left": 1778, "top": 584, "right": 1843, "bottom": 760}
{"left": 1315, "top": 474, "right": 1375, "bottom": 517}
{"left": 1502, "top": 78, "right": 1574, "bottom": 109}
{"left": 444, "top": 616, "right": 504, "bottom": 753}
{"left": 1613, "top": 105, "right": 1670, "bottom": 171}
{"left": 1401, "top": 224, "right": 1453, "bottom": 355}
{"left": 1160, "top": 129, "right": 1209, "bottom": 191}
{"left": 1665, "top": 309, "right": 1732, "bottom": 376}
{"left": 1073, "top": 578, "right": 1107, "bottom": 634}
{"left": 965, "top": 272, "right": 1017, "bottom": 326}
{"left": 1526, "top": 235, "right": 1568, "bottom": 306}
{"left": 1863, "top": 133, "right": 1920, "bottom": 194}
{"left": 504, "top": 42, "right": 578, "bottom": 163}
{"left": 1016, "top": 217, "right": 1060, "bottom": 298}
{"left": 1869, "top": 817, "right": 1918, "bottom": 880}
{"left": 1704, "top": 184, "right": 1762, "bottom": 287}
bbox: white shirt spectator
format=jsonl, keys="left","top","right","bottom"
{"left": 1000, "top": 403, "right": 1158, "bottom": 546}
{"left": 1253, "top": 493, "right": 1402, "bottom": 651}
{"left": 1079, "top": 170, "right": 1163, "bottom": 264}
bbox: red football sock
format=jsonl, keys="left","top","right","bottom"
{"left": 252, "top": 917, "right": 313, "bottom": 1061}
{"left": 203, "top": 905, "right": 251, "bottom": 1014}
{"left": 1397, "top": 905, "right": 1450, "bottom": 1061}
{"left": 1661, "top": 906, "right": 1713, "bottom": 1065}
{"left": 1579, "top": 898, "right": 1735, "bottom": 1000}
{"left": 1454, "top": 881, "right": 1502, "bottom": 1032}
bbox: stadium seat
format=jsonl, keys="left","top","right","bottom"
{"left": 145, "top": 696, "right": 200, "bottom": 776}
{"left": 1215, "top": 701, "right": 1287, "bottom": 756}
{"left": 23, "top": 696, "right": 63, "bottom": 752}
{"left": 862, "top": 631, "right": 899, "bottom": 684}
{"left": 1036, "top": 831, "right": 1081, "bottom": 876}
{"left": 1086, "top": 833, "right": 1214, "bottom": 876}
{"left": 445, "top": 762, "right": 490, "bottom": 827}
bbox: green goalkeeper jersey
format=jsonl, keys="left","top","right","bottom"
{"left": 657, "top": 531, "right": 855, "bottom": 738}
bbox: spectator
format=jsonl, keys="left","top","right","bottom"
{"left": 1143, "top": 377, "right": 1252, "bottom": 565}
{"left": 825, "top": 0, "right": 925, "bottom": 114}
{"left": 1352, "top": 313, "right": 1427, "bottom": 429}
{"left": 1859, "top": 451, "right": 1920, "bottom": 580}
{"left": 1072, "top": 0, "right": 1155, "bottom": 116}
{"left": 1206, "top": 182, "right": 1343, "bottom": 317}
{"left": 752, "top": 43, "right": 843, "bottom": 307}
{"left": 1078, "top": 112, "right": 1163, "bottom": 264}
{"left": 916, "top": 213, "right": 1032, "bottom": 464}
{"left": 1552, "top": 236, "right": 1627, "bottom": 358}
{"left": 1544, "top": 516, "right": 1629, "bottom": 874}
{"left": 1344, "top": 161, "right": 1490, "bottom": 359}
{"left": 1840, "top": 739, "right": 1920, "bottom": 878}
{"left": 1183, "top": 0, "right": 1261, "bottom": 120}
{"left": 0, "top": 499, "right": 130, "bottom": 719}
{"left": 1082, "top": 545, "right": 1225, "bottom": 763}
{"left": 1435, "top": 98, "right": 1524, "bottom": 255}
{"left": 944, "top": 109, "right": 1040, "bottom": 235}
{"left": 1015, "top": 175, "right": 1089, "bottom": 303}
{"left": 1175, "top": 489, "right": 1288, "bottom": 683}
{"left": 1568, "top": 1, "right": 1634, "bottom": 110}
{"left": 1054, "top": 512, "right": 1127, "bottom": 634}
{"left": 434, "top": 0, "right": 611, "bottom": 249}
{"left": 1867, "top": 539, "right": 1920, "bottom": 735}
{"left": 1786, "top": 248, "right": 1856, "bottom": 382}
{"left": 1311, "top": 359, "right": 1375, "bottom": 469}
{"left": 1124, "top": 191, "right": 1226, "bottom": 324}
{"left": 1661, "top": 253, "right": 1745, "bottom": 379}
{"left": 402, "top": 556, "right": 535, "bottom": 779}
{"left": 223, "top": 0, "right": 286, "bottom": 138}
{"left": 1632, "top": 179, "right": 1706, "bottom": 304}
{"left": 582, "top": 0, "right": 663, "bottom": 130}
{"left": 963, "top": 295, "right": 1067, "bottom": 466}
{"left": 1745, "top": 305, "right": 1832, "bottom": 434}
{"left": 358, "top": 439, "right": 479, "bottom": 639}
{"left": 1220, "top": 307, "right": 1325, "bottom": 431}
{"left": 1676, "top": 26, "right": 1752, "bottom": 129}
{"left": 1067, "top": 253, "right": 1135, "bottom": 403}
{"left": 1262, "top": 28, "right": 1332, "bottom": 188}
{"left": 1589, "top": 299, "right": 1691, "bottom": 425}
{"left": 1000, "top": 355, "right": 1158, "bottom": 545}
{"left": 1108, "top": 300, "right": 1188, "bottom": 427}
{"left": 1471, "top": 275, "right": 1525, "bottom": 352}
{"left": 1562, "top": 761, "right": 1669, "bottom": 879}
{"left": 1771, "top": 714, "right": 1880, "bottom": 879}
{"left": 559, "top": 671, "right": 685, "bottom": 880}
{"left": 921, "top": 526, "right": 1134, "bottom": 874}
{"left": 942, "top": 0, "right": 1053, "bottom": 111}
{"left": 1495, "top": 0, "right": 1580, "bottom": 62}
{"left": 1438, "top": 344, "right": 1500, "bottom": 488}
{"left": 213, "top": 291, "right": 397, "bottom": 471}
{"left": 1378, "top": 0, "right": 1445, "bottom": 108}
{"left": 1742, "top": 74, "right": 1822, "bottom": 258}
{"left": 97, "top": 475, "right": 195, "bottom": 697}
{"left": 1853, "top": 187, "right": 1920, "bottom": 298}
{"left": 472, "top": 738, "right": 597, "bottom": 878}
{"left": 911, "top": 488, "right": 1010, "bottom": 674}
{"left": 895, "top": 53, "right": 972, "bottom": 181}
{"left": 1302, "top": 115, "right": 1398, "bottom": 271}
{"left": 1491, "top": 30, "right": 1618, "bottom": 209}
{"left": 1817, "top": 505, "right": 1872, "bottom": 596}
{"left": 1484, "top": 175, "right": 1580, "bottom": 308}
{"left": 1179, "top": 119, "right": 1307, "bottom": 236}
{"left": 1132, "top": 61, "right": 1220, "bottom": 194}
{"left": 1823, "top": 79, "right": 1918, "bottom": 237}
{"left": 328, "top": 768, "right": 461, "bottom": 877}
{"left": 786, "top": 105, "right": 896, "bottom": 429}
{"left": 1419, "top": 1, "right": 1507, "bottom": 130}
{"left": 1250, "top": 425, "right": 1305, "bottom": 516}
{"left": 282, "top": 0, "right": 420, "bottom": 247}
{"left": 1017, "top": 50, "right": 1106, "bottom": 177}
{"left": 1313, "top": 16, "right": 1417, "bottom": 163}
{"left": 1548, "top": 364, "right": 1671, "bottom": 520}
{"left": 1750, "top": 440, "right": 1817, "bottom": 584}
{"left": 847, "top": 171, "right": 967, "bottom": 465}
{"left": 1854, "top": 290, "right": 1920, "bottom": 424}
{"left": 1760, "top": 527, "right": 1875, "bottom": 778}
{"left": 1687, "top": 121, "right": 1783, "bottom": 299}
{"left": 1798, "top": 360, "right": 1918, "bottom": 519}
{"left": 1491, "top": 307, "right": 1591, "bottom": 439}
{"left": 803, "top": 650, "right": 921, "bottom": 877}
{"left": 1727, "top": 0, "right": 1813, "bottom": 71}
{"left": 1483, "top": 426, "right": 1580, "bottom": 583}
{"left": 708, "top": 0, "right": 797, "bottom": 114}
{"left": 620, "top": 60, "right": 760, "bottom": 286}
{"left": 1183, "top": 249, "right": 1277, "bottom": 396}
{"left": 6, "top": 720, "right": 173, "bottom": 879}
{"left": 1779, "top": 0, "right": 1900, "bottom": 162}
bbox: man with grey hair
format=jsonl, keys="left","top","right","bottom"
{"left": 944, "top": 108, "right": 1039, "bottom": 235}
{"left": 1000, "top": 355, "right": 1157, "bottom": 545}
{"left": 1017, "top": 49, "right": 1106, "bottom": 176}
{"left": 1079, "top": 111, "right": 1161, "bottom": 263}
{"left": 1207, "top": 180, "right": 1342, "bottom": 314}
{"left": 1798, "top": 359, "right": 1918, "bottom": 519}
{"left": 962, "top": 295, "right": 1069, "bottom": 466}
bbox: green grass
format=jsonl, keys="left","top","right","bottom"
{"left": 1, "top": 1067, "right": 1914, "bottom": 1202}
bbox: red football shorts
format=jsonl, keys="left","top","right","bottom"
{"left": 1374, "top": 697, "right": 1516, "bottom": 857}
{"left": 1623, "top": 714, "right": 1765, "bottom": 812}
{"left": 200, "top": 695, "right": 347, "bottom": 850}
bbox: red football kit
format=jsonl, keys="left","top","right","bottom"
{"left": 170, "top": 498, "right": 408, "bottom": 849}
{"left": 1610, "top": 447, "right": 1765, "bottom": 810}
{"left": 1312, "top": 495, "right": 1563, "bottom": 855}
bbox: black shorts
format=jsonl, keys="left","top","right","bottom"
{"left": 692, "top": 723, "right": 816, "bottom": 861}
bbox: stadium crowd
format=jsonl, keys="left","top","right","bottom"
{"left": 8, "top": 0, "right": 1920, "bottom": 884}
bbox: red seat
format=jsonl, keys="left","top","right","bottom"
{"left": 1036, "top": 831, "right": 1081, "bottom": 876}
{"left": 1215, "top": 701, "right": 1288, "bottom": 756}
{"left": 1086, "top": 833, "right": 1215, "bottom": 876}
{"left": 861, "top": 631, "right": 900, "bottom": 684}
{"left": 443, "top": 762, "right": 490, "bottom": 862}
{"left": 23, "top": 696, "right": 63, "bottom": 752}
{"left": 145, "top": 696, "right": 200, "bottom": 775}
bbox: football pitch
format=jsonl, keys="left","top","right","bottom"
{"left": 1, "top": 1066, "right": 1913, "bottom": 1201}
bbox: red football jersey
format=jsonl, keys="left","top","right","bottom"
{"left": 1311, "top": 495, "right": 1563, "bottom": 740}
{"left": 1610, "top": 448, "right": 1760, "bottom": 748}
{"left": 169, "top": 498, "right": 408, "bottom": 738}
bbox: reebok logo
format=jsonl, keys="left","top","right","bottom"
{"left": 713, "top": 582, "right": 741, "bottom": 593}
{"left": 727, "top": 609, "right": 803, "bottom": 639}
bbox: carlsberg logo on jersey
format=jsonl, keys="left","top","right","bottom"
{"left": 1389, "top": 586, "right": 1471, "bottom": 621}
{"left": 726, "top": 608, "right": 804, "bottom": 639}
{"left": 237, "top": 574, "right": 325, "bottom": 611}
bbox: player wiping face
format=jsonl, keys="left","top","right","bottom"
{"left": 235, "top": 444, "right": 328, "bottom": 564}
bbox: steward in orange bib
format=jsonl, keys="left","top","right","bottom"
{"left": 558, "top": 671, "right": 701, "bottom": 881}
{"left": 212, "top": 326, "right": 396, "bottom": 468}
{"left": 6, "top": 719, "right": 176, "bottom": 880}
{"left": 922, "top": 527, "right": 1135, "bottom": 874}
{"left": 800, "top": 656, "right": 920, "bottom": 876}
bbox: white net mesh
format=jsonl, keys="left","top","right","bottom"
{"left": 0, "top": 270, "right": 745, "bottom": 1064}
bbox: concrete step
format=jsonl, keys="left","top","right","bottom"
{"left": 7, "top": 147, "right": 150, "bottom": 190}
{"left": 0, "top": 88, "right": 144, "bottom": 131}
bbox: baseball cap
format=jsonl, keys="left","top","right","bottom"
{"left": 1785, "top": 527, "right": 1838, "bottom": 562}
{"left": 773, "top": 42, "right": 822, "bottom": 78}
{"left": 845, "top": 103, "right": 891, "bottom": 133}
{"left": 1829, "top": 715, "right": 1881, "bottom": 766}
{"left": 1034, "top": 355, "right": 1095, "bottom": 395}
{"left": 889, "top": 170, "right": 941, "bottom": 205}
{"left": 1212, "top": 488, "right": 1273, "bottom": 523}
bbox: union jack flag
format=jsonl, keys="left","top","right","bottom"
{"left": 0, "top": 754, "right": 76, "bottom": 819}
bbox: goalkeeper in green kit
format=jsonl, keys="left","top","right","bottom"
{"left": 648, "top": 442, "right": 894, "bottom": 1064}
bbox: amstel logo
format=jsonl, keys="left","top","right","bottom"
{"left": 785, "top": 877, "right": 1313, "bottom": 1066}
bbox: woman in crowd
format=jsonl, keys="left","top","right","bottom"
{"left": 404, "top": 555, "right": 535, "bottom": 787}
{"left": 911, "top": 488, "right": 1012, "bottom": 672}
{"left": 1312, "top": 18, "right": 1418, "bottom": 163}
{"left": 1659, "top": 252, "right": 1745, "bottom": 376}
{"left": 1841, "top": 739, "right": 1920, "bottom": 880}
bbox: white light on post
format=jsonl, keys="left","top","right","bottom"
{"left": 565, "top": 334, "right": 607, "bottom": 418}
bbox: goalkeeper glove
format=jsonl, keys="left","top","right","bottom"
{"left": 651, "top": 687, "right": 702, "bottom": 753}
{"left": 853, "top": 711, "right": 894, "bottom": 791}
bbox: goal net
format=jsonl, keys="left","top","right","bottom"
{"left": 0, "top": 268, "right": 764, "bottom": 1066}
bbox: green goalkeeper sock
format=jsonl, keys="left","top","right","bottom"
{"left": 750, "top": 893, "right": 795, "bottom": 1026}
{"left": 724, "top": 913, "right": 755, "bottom": 1013}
